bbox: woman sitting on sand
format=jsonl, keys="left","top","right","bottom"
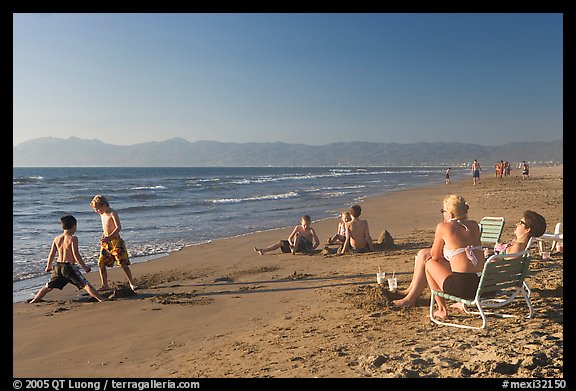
{"left": 393, "top": 194, "right": 484, "bottom": 311}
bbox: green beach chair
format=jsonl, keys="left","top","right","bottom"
{"left": 429, "top": 248, "right": 533, "bottom": 330}
{"left": 479, "top": 216, "right": 505, "bottom": 249}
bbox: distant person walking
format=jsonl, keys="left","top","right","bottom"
{"left": 521, "top": 161, "right": 530, "bottom": 179}
{"left": 472, "top": 159, "right": 481, "bottom": 185}
{"left": 445, "top": 168, "right": 451, "bottom": 185}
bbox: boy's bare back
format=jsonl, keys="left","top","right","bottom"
{"left": 52, "top": 233, "right": 79, "bottom": 264}
{"left": 346, "top": 219, "right": 371, "bottom": 248}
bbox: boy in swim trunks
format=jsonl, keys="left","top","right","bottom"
{"left": 254, "top": 215, "right": 320, "bottom": 255}
{"left": 30, "top": 215, "right": 105, "bottom": 303}
{"left": 91, "top": 195, "right": 138, "bottom": 292}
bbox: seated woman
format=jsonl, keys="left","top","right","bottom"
{"left": 394, "top": 209, "right": 547, "bottom": 309}
{"left": 484, "top": 210, "right": 546, "bottom": 258}
{"left": 393, "top": 194, "right": 482, "bottom": 308}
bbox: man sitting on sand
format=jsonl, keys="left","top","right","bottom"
{"left": 338, "top": 204, "right": 374, "bottom": 254}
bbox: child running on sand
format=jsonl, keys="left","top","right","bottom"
{"left": 255, "top": 215, "right": 320, "bottom": 255}
{"left": 90, "top": 195, "right": 138, "bottom": 291}
{"left": 30, "top": 215, "right": 105, "bottom": 303}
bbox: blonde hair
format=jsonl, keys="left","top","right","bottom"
{"left": 90, "top": 194, "right": 109, "bottom": 208}
{"left": 443, "top": 194, "right": 469, "bottom": 219}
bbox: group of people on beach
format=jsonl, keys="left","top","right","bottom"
{"left": 30, "top": 195, "right": 138, "bottom": 303}
{"left": 254, "top": 195, "right": 547, "bottom": 321}
{"left": 470, "top": 159, "right": 530, "bottom": 185}
{"left": 254, "top": 204, "right": 374, "bottom": 257}
{"left": 30, "top": 188, "right": 547, "bottom": 322}
{"left": 392, "top": 195, "right": 545, "bottom": 319}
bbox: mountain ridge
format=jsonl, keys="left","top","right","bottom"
{"left": 13, "top": 137, "right": 563, "bottom": 167}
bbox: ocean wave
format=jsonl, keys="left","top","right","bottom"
{"left": 210, "top": 191, "right": 299, "bottom": 204}
{"left": 13, "top": 176, "right": 44, "bottom": 185}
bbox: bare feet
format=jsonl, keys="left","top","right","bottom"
{"left": 392, "top": 298, "right": 416, "bottom": 308}
{"left": 449, "top": 302, "right": 466, "bottom": 312}
{"left": 97, "top": 286, "right": 111, "bottom": 292}
{"left": 397, "top": 288, "right": 410, "bottom": 296}
{"left": 254, "top": 247, "right": 263, "bottom": 255}
{"left": 130, "top": 284, "right": 139, "bottom": 291}
{"left": 433, "top": 308, "right": 448, "bottom": 320}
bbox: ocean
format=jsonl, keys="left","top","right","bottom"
{"left": 13, "top": 166, "right": 463, "bottom": 302}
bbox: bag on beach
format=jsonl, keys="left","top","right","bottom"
{"left": 376, "top": 230, "right": 395, "bottom": 249}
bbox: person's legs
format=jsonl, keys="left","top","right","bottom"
{"left": 425, "top": 260, "right": 453, "bottom": 319}
{"left": 291, "top": 234, "right": 302, "bottom": 255}
{"left": 120, "top": 264, "right": 138, "bottom": 290}
{"left": 98, "top": 263, "right": 109, "bottom": 290}
{"left": 29, "top": 285, "right": 52, "bottom": 303}
{"left": 84, "top": 283, "right": 106, "bottom": 302}
{"left": 393, "top": 249, "right": 431, "bottom": 307}
{"left": 255, "top": 241, "right": 282, "bottom": 255}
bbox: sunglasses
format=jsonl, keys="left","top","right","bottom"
{"left": 518, "top": 220, "right": 530, "bottom": 227}
{"left": 440, "top": 209, "right": 447, "bottom": 214}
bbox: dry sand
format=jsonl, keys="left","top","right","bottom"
{"left": 13, "top": 166, "right": 564, "bottom": 379}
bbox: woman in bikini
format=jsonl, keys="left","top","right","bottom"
{"left": 393, "top": 194, "right": 483, "bottom": 311}
{"left": 484, "top": 210, "right": 546, "bottom": 258}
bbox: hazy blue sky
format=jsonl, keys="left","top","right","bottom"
{"left": 13, "top": 13, "right": 563, "bottom": 147}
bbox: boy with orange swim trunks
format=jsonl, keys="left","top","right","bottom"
{"left": 90, "top": 195, "right": 138, "bottom": 292}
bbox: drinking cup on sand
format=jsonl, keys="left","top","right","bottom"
{"left": 387, "top": 277, "right": 398, "bottom": 292}
{"left": 541, "top": 251, "right": 551, "bottom": 261}
{"left": 376, "top": 272, "right": 386, "bottom": 285}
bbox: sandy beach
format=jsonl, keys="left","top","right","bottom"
{"left": 13, "top": 166, "right": 564, "bottom": 379}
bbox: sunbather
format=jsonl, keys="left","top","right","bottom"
{"left": 394, "top": 207, "right": 546, "bottom": 311}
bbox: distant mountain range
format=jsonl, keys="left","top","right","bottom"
{"left": 13, "top": 137, "right": 563, "bottom": 167}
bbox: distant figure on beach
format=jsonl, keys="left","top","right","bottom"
{"left": 90, "top": 195, "right": 138, "bottom": 292}
{"left": 445, "top": 168, "right": 451, "bottom": 185}
{"left": 472, "top": 159, "right": 481, "bottom": 185}
{"left": 30, "top": 215, "right": 105, "bottom": 303}
{"left": 326, "top": 211, "right": 351, "bottom": 247}
{"left": 484, "top": 210, "right": 546, "bottom": 259}
{"left": 522, "top": 161, "right": 530, "bottom": 179}
{"left": 255, "top": 214, "right": 320, "bottom": 255}
{"left": 393, "top": 195, "right": 483, "bottom": 314}
{"left": 339, "top": 204, "right": 374, "bottom": 254}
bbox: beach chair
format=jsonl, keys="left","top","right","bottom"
{"left": 536, "top": 221, "right": 563, "bottom": 254}
{"left": 479, "top": 216, "right": 505, "bottom": 249}
{"left": 429, "top": 248, "right": 533, "bottom": 330}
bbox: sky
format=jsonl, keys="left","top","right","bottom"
{"left": 12, "top": 13, "right": 563, "bottom": 147}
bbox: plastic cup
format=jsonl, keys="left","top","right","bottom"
{"left": 387, "top": 277, "right": 398, "bottom": 292}
{"left": 376, "top": 272, "right": 386, "bottom": 285}
{"left": 541, "top": 251, "right": 551, "bottom": 261}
